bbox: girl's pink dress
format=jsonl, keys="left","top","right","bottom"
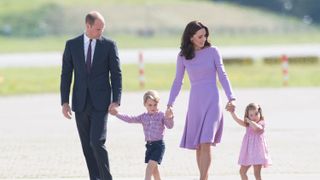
{"left": 238, "top": 120, "right": 272, "bottom": 167}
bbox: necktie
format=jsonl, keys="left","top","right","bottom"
{"left": 86, "top": 39, "right": 92, "bottom": 73}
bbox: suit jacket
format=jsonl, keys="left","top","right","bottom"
{"left": 60, "top": 34, "right": 122, "bottom": 112}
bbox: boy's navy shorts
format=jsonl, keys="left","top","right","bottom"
{"left": 145, "top": 140, "right": 165, "bottom": 164}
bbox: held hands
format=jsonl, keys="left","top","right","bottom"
{"left": 165, "top": 106, "right": 174, "bottom": 119}
{"left": 225, "top": 100, "right": 236, "bottom": 113}
{"left": 244, "top": 118, "right": 251, "bottom": 124}
{"left": 62, "top": 103, "right": 72, "bottom": 119}
{"left": 108, "top": 102, "right": 119, "bottom": 116}
{"left": 244, "top": 117, "right": 252, "bottom": 126}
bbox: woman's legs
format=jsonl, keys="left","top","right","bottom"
{"left": 253, "top": 165, "right": 262, "bottom": 180}
{"left": 239, "top": 165, "right": 250, "bottom": 180}
{"left": 196, "top": 148, "right": 201, "bottom": 171}
{"left": 145, "top": 160, "right": 159, "bottom": 180}
{"left": 196, "top": 143, "right": 211, "bottom": 180}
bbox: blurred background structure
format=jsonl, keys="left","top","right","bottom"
{"left": 0, "top": 0, "right": 320, "bottom": 94}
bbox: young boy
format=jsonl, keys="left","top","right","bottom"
{"left": 109, "top": 90, "right": 174, "bottom": 180}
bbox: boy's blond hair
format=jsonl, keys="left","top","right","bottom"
{"left": 143, "top": 90, "right": 160, "bottom": 104}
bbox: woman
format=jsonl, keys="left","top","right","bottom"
{"left": 166, "top": 21, "right": 236, "bottom": 180}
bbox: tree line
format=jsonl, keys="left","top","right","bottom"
{"left": 213, "top": 0, "right": 320, "bottom": 25}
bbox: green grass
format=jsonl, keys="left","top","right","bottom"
{"left": 1, "top": 0, "right": 320, "bottom": 53}
{"left": 0, "top": 63, "right": 319, "bottom": 96}
{"left": 0, "top": 0, "right": 199, "bottom": 10}
{"left": 0, "top": 67, "right": 60, "bottom": 95}
{"left": 0, "top": 36, "right": 67, "bottom": 53}
{"left": 2, "top": 32, "right": 320, "bottom": 53}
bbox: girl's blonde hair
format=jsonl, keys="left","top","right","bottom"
{"left": 244, "top": 103, "right": 264, "bottom": 125}
{"left": 143, "top": 90, "right": 160, "bottom": 104}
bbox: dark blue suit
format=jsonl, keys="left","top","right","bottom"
{"left": 60, "top": 34, "right": 121, "bottom": 180}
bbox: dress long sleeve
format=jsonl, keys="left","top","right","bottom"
{"left": 167, "top": 55, "right": 185, "bottom": 106}
{"left": 213, "top": 47, "right": 235, "bottom": 101}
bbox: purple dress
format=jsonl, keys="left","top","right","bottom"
{"left": 168, "top": 47, "right": 235, "bottom": 149}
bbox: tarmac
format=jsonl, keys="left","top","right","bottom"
{"left": 1, "top": 88, "right": 320, "bottom": 180}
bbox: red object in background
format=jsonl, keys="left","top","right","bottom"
{"left": 139, "top": 51, "right": 145, "bottom": 88}
{"left": 281, "top": 54, "right": 289, "bottom": 86}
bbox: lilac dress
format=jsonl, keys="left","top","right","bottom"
{"left": 168, "top": 46, "right": 235, "bottom": 149}
{"left": 238, "top": 120, "right": 272, "bottom": 167}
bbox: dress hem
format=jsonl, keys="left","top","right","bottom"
{"left": 180, "top": 141, "right": 219, "bottom": 150}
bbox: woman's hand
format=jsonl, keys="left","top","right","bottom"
{"left": 166, "top": 105, "right": 173, "bottom": 119}
{"left": 165, "top": 106, "right": 173, "bottom": 119}
{"left": 225, "top": 100, "right": 236, "bottom": 112}
{"left": 165, "top": 108, "right": 174, "bottom": 119}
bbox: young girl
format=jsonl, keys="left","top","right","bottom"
{"left": 228, "top": 103, "right": 271, "bottom": 180}
{"left": 109, "top": 90, "right": 174, "bottom": 180}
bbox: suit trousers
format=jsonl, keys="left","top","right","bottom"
{"left": 75, "top": 93, "right": 112, "bottom": 180}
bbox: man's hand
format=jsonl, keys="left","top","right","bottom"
{"left": 108, "top": 102, "right": 119, "bottom": 115}
{"left": 62, "top": 103, "right": 72, "bottom": 119}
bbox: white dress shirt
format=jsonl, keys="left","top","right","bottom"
{"left": 83, "top": 33, "right": 96, "bottom": 63}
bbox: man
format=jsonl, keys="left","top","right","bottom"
{"left": 60, "top": 11, "right": 121, "bottom": 180}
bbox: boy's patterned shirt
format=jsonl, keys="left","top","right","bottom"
{"left": 116, "top": 111, "right": 174, "bottom": 141}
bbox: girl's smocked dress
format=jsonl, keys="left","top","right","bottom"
{"left": 238, "top": 120, "right": 272, "bottom": 167}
